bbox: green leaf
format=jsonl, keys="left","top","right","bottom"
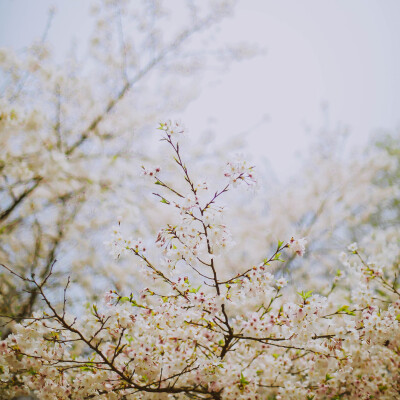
{"left": 119, "top": 296, "right": 130, "bottom": 303}
{"left": 297, "top": 290, "right": 313, "bottom": 300}
{"left": 239, "top": 372, "right": 249, "bottom": 386}
{"left": 27, "top": 367, "right": 37, "bottom": 375}
{"left": 273, "top": 252, "right": 285, "bottom": 262}
{"left": 189, "top": 287, "right": 201, "bottom": 293}
{"left": 80, "top": 366, "right": 95, "bottom": 372}
{"left": 125, "top": 335, "right": 133, "bottom": 343}
{"left": 336, "top": 305, "right": 355, "bottom": 315}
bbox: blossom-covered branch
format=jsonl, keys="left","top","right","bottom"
{"left": 1, "top": 123, "right": 399, "bottom": 399}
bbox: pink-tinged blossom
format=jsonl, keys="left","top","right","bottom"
{"left": 104, "top": 290, "right": 114, "bottom": 306}
{"left": 289, "top": 237, "right": 307, "bottom": 256}
{"left": 0, "top": 340, "right": 8, "bottom": 355}
{"left": 159, "top": 119, "right": 185, "bottom": 135}
{"left": 224, "top": 159, "right": 256, "bottom": 187}
{"left": 276, "top": 277, "right": 288, "bottom": 288}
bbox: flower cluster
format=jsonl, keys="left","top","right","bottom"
{"left": 158, "top": 120, "right": 185, "bottom": 136}
{"left": 224, "top": 159, "right": 256, "bottom": 187}
{"left": 105, "top": 223, "right": 146, "bottom": 259}
{"left": 289, "top": 237, "right": 307, "bottom": 257}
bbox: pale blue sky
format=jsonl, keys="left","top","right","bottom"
{"left": 1, "top": 0, "right": 400, "bottom": 177}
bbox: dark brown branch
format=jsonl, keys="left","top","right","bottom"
{"left": 0, "top": 177, "right": 42, "bottom": 223}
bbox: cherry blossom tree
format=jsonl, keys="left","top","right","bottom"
{"left": 1, "top": 2, "right": 400, "bottom": 398}
{"left": 0, "top": 123, "right": 399, "bottom": 399}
